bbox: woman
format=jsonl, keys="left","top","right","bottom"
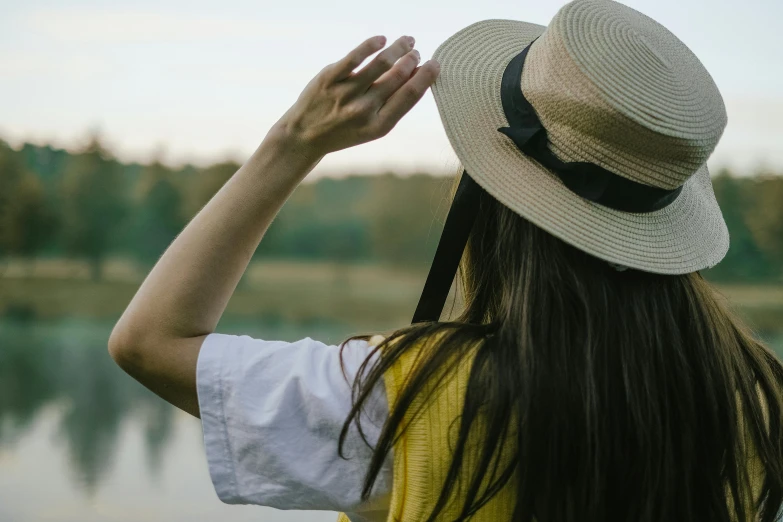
{"left": 109, "top": 1, "right": 783, "bottom": 521}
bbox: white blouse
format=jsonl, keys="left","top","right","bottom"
{"left": 195, "top": 333, "right": 393, "bottom": 522}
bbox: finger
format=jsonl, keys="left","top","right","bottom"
{"left": 367, "top": 49, "right": 421, "bottom": 101}
{"left": 327, "top": 35, "right": 387, "bottom": 83}
{"left": 351, "top": 35, "right": 415, "bottom": 90}
{"left": 375, "top": 60, "right": 440, "bottom": 134}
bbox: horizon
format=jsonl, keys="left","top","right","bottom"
{"left": 2, "top": 0, "right": 781, "bottom": 177}
{"left": 5, "top": 135, "right": 778, "bottom": 180}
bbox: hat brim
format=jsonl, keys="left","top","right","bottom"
{"left": 430, "top": 19, "right": 729, "bottom": 274}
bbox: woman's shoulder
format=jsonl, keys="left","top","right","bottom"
{"left": 368, "top": 334, "right": 387, "bottom": 347}
{"left": 368, "top": 325, "right": 483, "bottom": 349}
{"left": 369, "top": 326, "right": 485, "bottom": 400}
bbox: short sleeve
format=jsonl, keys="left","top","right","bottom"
{"left": 196, "top": 333, "right": 392, "bottom": 518}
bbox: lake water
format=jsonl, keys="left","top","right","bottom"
{"left": 0, "top": 318, "right": 363, "bottom": 522}
{"left": 1, "top": 317, "right": 781, "bottom": 522}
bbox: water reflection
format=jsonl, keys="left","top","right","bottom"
{"left": 0, "top": 317, "right": 358, "bottom": 522}
{"left": 142, "top": 399, "right": 175, "bottom": 481}
{"left": 1, "top": 321, "right": 143, "bottom": 493}
{"left": 0, "top": 322, "right": 60, "bottom": 445}
{"left": 0, "top": 316, "right": 781, "bottom": 521}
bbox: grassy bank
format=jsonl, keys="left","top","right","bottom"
{"left": 2, "top": 260, "right": 783, "bottom": 333}
{"left": 0, "top": 261, "right": 435, "bottom": 331}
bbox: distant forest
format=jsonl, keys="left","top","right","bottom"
{"left": 1, "top": 137, "right": 781, "bottom": 283}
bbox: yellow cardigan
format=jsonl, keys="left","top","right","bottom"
{"left": 336, "top": 333, "right": 767, "bottom": 522}
{"left": 337, "top": 333, "right": 516, "bottom": 522}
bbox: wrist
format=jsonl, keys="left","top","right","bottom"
{"left": 264, "top": 118, "right": 326, "bottom": 166}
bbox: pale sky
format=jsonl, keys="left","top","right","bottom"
{"left": 1, "top": 0, "right": 781, "bottom": 177}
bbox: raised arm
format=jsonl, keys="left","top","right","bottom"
{"left": 108, "top": 34, "right": 439, "bottom": 418}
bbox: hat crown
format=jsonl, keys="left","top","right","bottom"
{"left": 521, "top": 0, "right": 727, "bottom": 190}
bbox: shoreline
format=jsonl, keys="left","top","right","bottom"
{"left": 2, "top": 260, "right": 782, "bottom": 333}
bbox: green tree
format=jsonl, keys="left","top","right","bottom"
{"left": 60, "top": 137, "right": 128, "bottom": 279}
{"left": 361, "top": 173, "right": 449, "bottom": 266}
{"left": 0, "top": 142, "right": 56, "bottom": 264}
{"left": 0, "top": 141, "right": 26, "bottom": 258}
{"left": 704, "top": 169, "right": 773, "bottom": 282}
{"left": 1, "top": 174, "right": 56, "bottom": 263}
{"left": 743, "top": 171, "right": 783, "bottom": 273}
{"left": 131, "top": 160, "right": 185, "bottom": 265}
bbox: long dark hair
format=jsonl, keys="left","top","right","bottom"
{"left": 338, "top": 171, "right": 783, "bottom": 522}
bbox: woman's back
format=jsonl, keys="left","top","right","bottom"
{"left": 344, "top": 332, "right": 770, "bottom": 522}
{"left": 340, "top": 203, "right": 783, "bottom": 522}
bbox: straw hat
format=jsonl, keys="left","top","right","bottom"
{"left": 430, "top": 0, "right": 729, "bottom": 274}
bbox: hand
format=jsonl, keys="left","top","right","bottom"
{"left": 271, "top": 35, "right": 440, "bottom": 160}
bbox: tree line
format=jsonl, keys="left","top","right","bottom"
{"left": 1, "top": 137, "right": 781, "bottom": 282}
